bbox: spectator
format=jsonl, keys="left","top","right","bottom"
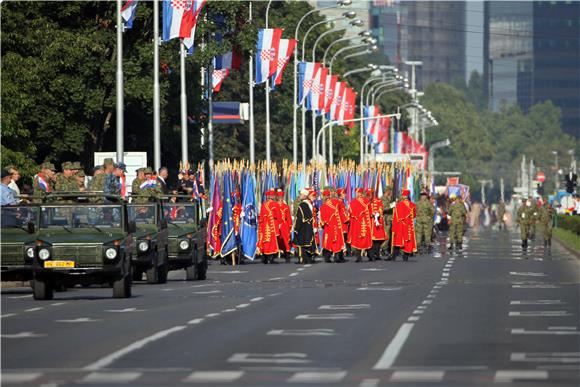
{"left": 157, "top": 167, "right": 169, "bottom": 194}
{"left": 6, "top": 166, "right": 20, "bottom": 196}
{"left": 1, "top": 169, "right": 18, "bottom": 205}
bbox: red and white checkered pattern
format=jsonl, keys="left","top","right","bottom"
{"left": 260, "top": 48, "right": 276, "bottom": 61}
{"left": 171, "top": 0, "right": 192, "bottom": 10}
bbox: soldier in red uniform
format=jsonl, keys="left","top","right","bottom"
{"left": 391, "top": 189, "right": 417, "bottom": 261}
{"left": 231, "top": 191, "right": 243, "bottom": 264}
{"left": 336, "top": 188, "right": 350, "bottom": 257}
{"left": 368, "top": 188, "right": 387, "bottom": 261}
{"left": 320, "top": 190, "right": 346, "bottom": 263}
{"left": 276, "top": 189, "right": 293, "bottom": 263}
{"left": 257, "top": 190, "right": 282, "bottom": 264}
{"left": 349, "top": 188, "right": 372, "bottom": 262}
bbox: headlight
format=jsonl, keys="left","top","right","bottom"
{"left": 38, "top": 248, "right": 50, "bottom": 260}
{"left": 26, "top": 247, "right": 35, "bottom": 258}
{"left": 105, "top": 248, "right": 118, "bottom": 259}
{"left": 138, "top": 241, "right": 149, "bottom": 252}
{"left": 179, "top": 240, "right": 190, "bottom": 250}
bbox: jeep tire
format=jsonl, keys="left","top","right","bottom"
{"left": 33, "top": 278, "right": 54, "bottom": 301}
{"left": 113, "top": 273, "right": 132, "bottom": 298}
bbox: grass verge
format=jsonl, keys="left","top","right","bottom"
{"left": 553, "top": 228, "right": 580, "bottom": 255}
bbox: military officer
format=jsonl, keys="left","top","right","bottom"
{"left": 448, "top": 194, "right": 467, "bottom": 250}
{"left": 516, "top": 198, "right": 533, "bottom": 249}
{"left": 293, "top": 189, "right": 317, "bottom": 264}
{"left": 368, "top": 188, "right": 387, "bottom": 261}
{"left": 320, "top": 189, "right": 346, "bottom": 263}
{"left": 416, "top": 192, "right": 435, "bottom": 253}
{"left": 90, "top": 158, "right": 115, "bottom": 192}
{"left": 538, "top": 200, "right": 554, "bottom": 248}
{"left": 132, "top": 168, "right": 146, "bottom": 197}
{"left": 381, "top": 187, "right": 395, "bottom": 259}
{"left": 76, "top": 170, "right": 86, "bottom": 191}
{"left": 33, "top": 162, "right": 56, "bottom": 195}
{"left": 497, "top": 200, "right": 506, "bottom": 230}
{"left": 54, "top": 162, "right": 76, "bottom": 191}
{"left": 349, "top": 188, "right": 372, "bottom": 262}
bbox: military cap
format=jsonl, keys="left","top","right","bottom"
{"left": 115, "top": 162, "right": 127, "bottom": 172}
{"left": 135, "top": 167, "right": 145, "bottom": 173}
{"left": 144, "top": 167, "right": 153, "bottom": 174}
{"left": 61, "top": 161, "right": 72, "bottom": 170}
{"left": 93, "top": 165, "right": 104, "bottom": 172}
{"left": 70, "top": 162, "right": 82, "bottom": 170}
{"left": 103, "top": 158, "right": 115, "bottom": 166}
{"left": 77, "top": 170, "right": 86, "bottom": 177}
{"left": 41, "top": 162, "right": 56, "bottom": 171}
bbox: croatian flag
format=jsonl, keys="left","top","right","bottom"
{"left": 337, "top": 85, "right": 349, "bottom": 124}
{"left": 298, "top": 61, "right": 320, "bottom": 106}
{"left": 315, "top": 67, "right": 328, "bottom": 114}
{"left": 162, "top": 0, "right": 197, "bottom": 42}
{"left": 36, "top": 175, "right": 50, "bottom": 193}
{"left": 212, "top": 69, "right": 230, "bottom": 93}
{"left": 307, "top": 65, "right": 326, "bottom": 112}
{"left": 364, "top": 105, "right": 375, "bottom": 136}
{"left": 121, "top": 0, "right": 139, "bottom": 29}
{"left": 271, "top": 39, "right": 297, "bottom": 89}
{"left": 324, "top": 75, "right": 338, "bottom": 114}
{"left": 329, "top": 81, "right": 344, "bottom": 121}
{"left": 255, "top": 28, "right": 282, "bottom": 84}
{"left": 183, "top": 0, "right": 205, "bottom": 51}
{"left": 139, "top": 179, "right": 157, "bottom": 190}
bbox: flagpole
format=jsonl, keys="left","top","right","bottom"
{"left": 265, "top": 0, "right": 273, "bottom": 164}
{"left": 116, "top": 0, "right": 124, "bottom": 163}
{"left": 180, "top": 41, "right": 189, "bottom": 167}
{"left": 153, "top": 0, "right": 161, "bottom": 171}
{"left": 208, "top": 64, "right": 214, "bottom": 172}
{"left": 248, "top": 1, "right": 255, "bottom": 165}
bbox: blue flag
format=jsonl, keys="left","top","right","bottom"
{"left": 240, "top": 173, "right": 258, "bottom": 260}
{"left": 220, "top": 172, "right": 237, "bottom": 256}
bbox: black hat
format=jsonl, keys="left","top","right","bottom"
{"left": 1, "top": 169, "right": 11, "bottom": 179}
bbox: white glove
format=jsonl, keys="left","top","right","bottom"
{"left": 448, "top": 215, "right": 451, "bottom": 220}
{"left": 240, "top": 211, "right": 245, "bottom": 217}
{"left": 521, "top": 213, "right": 526, "bottom": 218}
{"left": 374, "top": 213, "right": 380, "bottom": 226}
{"left": 390, "top": 202, "right": 396, "bottom": 209}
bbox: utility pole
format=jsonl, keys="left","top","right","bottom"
{"left": 116, "top": 0, "right": 124, "bottom": 163}
{"left": 404, "top": 60, "right": 422, "bottom": 142}
{"left": 428, "top": 138, "right": 450, "bottom": 173}
{"left": 479, "top": 179, "right": 492, "bottom": 206}
{"left": 552, "top": 150, "right": 558, "bottom": 193}
{"left": 521, "top": 155, "right": 527, "bottom": 197}
{"left": 153, "top": 0, "right": 161, "bottom": 170}
{"left": 248, "top": 2, "right": 255, "bottom": 165}
{"left": 529, "top": 158, "right": 535, "bottom": 198}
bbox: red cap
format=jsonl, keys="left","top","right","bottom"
{"left": 366, "top": 188, "right": 374, "bottom": 196}
{"left": 402, "top": 189, "right": 410, "bottom": 197}
{"left": 355, "top": 188, "right": 364, "bottom": 194}
{"left": 322, "top": 189, "right": 331, "bottom": 198}
{"left": 308, "top": 189, "right": 316, "bottom": 197}
{"left": 265, "top": 190, "right": 275, "bottom": 197}
{"left": 276, "top": 190, "right": 284, "bottom": 197}
{"left": 336, "top": 188, "right": 345, "bottom": 195}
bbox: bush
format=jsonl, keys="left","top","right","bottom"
{"left": 555, "top": 215, "right": 580, "bottom": 235}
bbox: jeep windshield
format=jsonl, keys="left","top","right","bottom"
{"left": 40, "top": 205, "right": 122, "bottom": 229}
{"left": 164, "top": 204, "right": 197, "bottom": 224}
{"left": 1, "top": 206, "right": 39, "bottom": 229}
{"left": 127, "top": 204, "right": 156, "bottom": 225}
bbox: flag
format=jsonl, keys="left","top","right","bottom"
{"left": 329, "top": 81, "right": 344, "bottom": 121}
{"left": 298, "top": 61, "right": 320, "bottom": 106}
{"left": 162, "top": 0, "right": 197, "bottom": 42}
{"left": 36, "top": 175, "right": 50, "bottom": 193}
{"left": 337, "top": 85, "right": 349, "bottom": 124}
{"left": 139, "top": 179, "right": 157, "bottom": 189}
{"left": 121, "top": 0, "right": 139, "bottom": 29}
{"left": 240, "top": 173, "right": 258, "bottom": 260}
{"left": 207, "top": 175, "right": 222, "bottom": 256}
{"left": 271, "top": 38, "right": 297, "bottom": 90}
{"left": 255, "top": 28, "right": 282, "bottom": 84}
{"left": 324, "top": 75, "right": 338, "bottom": 114}
{"left": 212, "top": 69, "right": 230, "bottom": 93}
{"left": 220, "top": 172, "right": 237, "bottom": 256}
{"left": 312, "top": 67, "right": 327, "bottom": 114}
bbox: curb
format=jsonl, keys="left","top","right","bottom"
{"left": 552, "top": 233, "right": 580, "bottom": 259}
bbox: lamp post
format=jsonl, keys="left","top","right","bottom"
{"left": 343, "top": 64, "right": 377, "bottom": 78}
{"left": 552, "top": 150, "right": 558, "bottom": 193}
{"left": 342, "top": 49, "right": 374, "bottom": 61}
{"left": 264, "top": 0, "right": 273, "bottom": 164}
{"left": 322, "top": 31, "right": 372, "bottom": 66}
{"left": 329, "top": 43, "right": 376, "bottom": 74}
{"left": 428, "top": 139, "right": 450, "bottom": 173}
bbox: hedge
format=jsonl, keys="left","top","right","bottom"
{"left": 555, "top": 215, "right": 580, "bottom": 235}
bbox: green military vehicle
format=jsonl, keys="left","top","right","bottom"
{"left": 31, "top": 195, "right": 135, "bottom": 300}
{"left": 127, "top": 200, "right": 169, "bottom": 284}
{"left": 1, "top": 204, "right": 40, "bottom": 283}
{"left": 163, "top": 198, "right": 207, "bottom": 280}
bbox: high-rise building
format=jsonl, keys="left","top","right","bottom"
{"left": 370, "top": 0, "right": 407, "bottom": 67}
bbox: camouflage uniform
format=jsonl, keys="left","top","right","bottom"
{"left": 497, "top": 202, "right": 506, "bottom": 229}
{"left": 538, "top": 203, "right": 553, "bottom": 246}
{"left": 131, "top": 168, "right": 145, "bottom": 197}
{"left": 516, "top": 203, "right": 534, "bottom": 246}
{"left": 381, "top": 191, "right": 394, "bottom": 253}
{"left": 448, "top": 198, "right": 467, "bottom": 248}
{"left": 416, "top": 194, "right": 435, "bottom": 249}
{"left": 132, "top": 168, "right": 161, "bottom": 204}
{"left": 32, "top": 162, "right": 56, "bottom": 202}
{"left": 54, "top": 162, "right": 76, "bottom": 192}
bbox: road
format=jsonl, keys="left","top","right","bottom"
{"left": 2, "top": 229, "right": 579, "bottom": 386}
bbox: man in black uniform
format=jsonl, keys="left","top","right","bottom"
{"left": 293, "top": 189, "right": 316, "bottom": 264}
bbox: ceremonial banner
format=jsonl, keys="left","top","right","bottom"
{"left": 240, "top": 173, "right": 258, "bottom": 260}
{"left": 220, "top": 172, "right": 237, "bottom": 256}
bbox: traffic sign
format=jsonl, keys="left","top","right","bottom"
{"left": 536, "top": 171, "right": 546, "bottom": 182}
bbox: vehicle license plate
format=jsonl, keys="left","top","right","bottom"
{"left": 44, "top": 261, "right": 75, "bottom": 268}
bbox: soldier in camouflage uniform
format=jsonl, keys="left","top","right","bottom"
{"left": 529, "top": 199, "right": 540, "bottom": 240}
{"left": 538, "top": 200, "right": 554, "bottom": 248}
{"left": 516, "top": 198, "right": 534, "bottom": 248}
{"left": 131, "top": 168, "right": 146, "bottom": 197}
{"left": 132, "top": 168, "right": 162, "bottom": 204}
{"left": 416, "top": 192, "right": 435, "bottom": 253}
{"left": 448, "top": 194, "right": 467, "bottom": 250}
{"left": 32, "top": 162, "right": 56, "bottom": 202}
{"left": 54, "top": 162, "right": 77, "bottom": 192}
{"left": 90, "top": 158, "right": 115, "bottom": 193}
{"left": 381, "top": 187, "right": 395, "bottom": 259}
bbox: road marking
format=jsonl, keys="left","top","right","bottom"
{"left": 250, "top": 297, "right": 264, "bottom": 302}
{"left": 222, "top": 309, "right": 236, "bottom": 313}
{"left": 373, "top": 323, "right": 414, "bottom": 370}
{"left": 444, "top": 264, "right": 452, "bottom": 268}
{"left": 441, "top": 273, "right": 450, "bottom": 277}
{"left": 443, "top": 268, "right": 450, "bottom": 272}
{"left": 7, "top": 295, "right": 32, "bottom": 299}
{"left": 184, "top": 371, "right": 244, "bottom": 383}
{"left": 24, "top": 307, "right": 43, "bottom": 312}
{"left": 51, "top": 302, "right": 66, "bottom": 306}
{"left": 297, "top": 268, "right": 305, "bottom": 271}
{"left": 269, "top": 277, "right": 284, "bottom": 281}
{"left": 1, "top": 313, "right": 17, "bottom": 318}
{"left": 269, "top": 293, "right": 282, "bottom": 297}
{"left": 193, "top": 290, "right": 221, "bottom": 295}
{"left": 207, "top": 270, "right": 248, "bottom": 274}
{"left": 427, "top": 294, "right": 436, "bottom": 299}
{"left": 84, "top": 325, "right": 187, "bottom": 370}
{"left": 412, "top": 310, "right": 424, "bottom": 315}
{"left": 228, "top": 353, "right": 310, "bottom": 364}
{"left": 105, "top": 308, "right": 145, "bottom": 313}
{"left": 236, "top": 303, "right": 250, "bottom": 309}
{"left": 1, "top": 373, "right": 42, "bottom": 383}
{"left": 512, "top": 284, "right": 559, "bottom": 289}
{"left": 422, "top": 300, "right": 433, "bottom": 305}
{"left": 288, "top": 273, "right": 299, "bottom": 277}
{"left": 359, "top": 378, "right": 380, "bottom": 387}
{"left": 510, "top": 352, "right": 580, "bottom": 363}
{"left": 508, "top": 311, "right": 571, "bottom": 317}
{"left": 304, "top": 264, "right": 312, "bottom": 267}
{"left": 319, "top": 304, "right": 370, "bottom": 310}
{"left": 548, "top": 326, "right": 577, "bottom": 330}
{"left": 494, "top": 370, "right": 548, "bottom": 382}
{"left": 433, "top": 285, "right": 442, "bottom": 289}
{"left": 81, "top": 372, "right": 141, "bottom": 383}
{"left": 511, "top": 328, "right": 580, "bottom": 335}
{"left": 417, "top": 306, "right": 427, "bottom": 310}
{"left": 357, "top": 287, "right": 402, "bottom": 291}
{"left": 295, "top": 313, "right": 355, "bottom": 320}
{"left": 287, "top": 371, "right": 347, "bottom": 383}
{"left": 509, "top": 271, "right": 546, "bottom": 277}
{"left": 407, "top": 316, "right": 420, "bottom": 322}
{"left": 268, "top": 329, "right": 337, "bottom": 336}
{"left": 510, "top": 300, "right": 564, "bottom": 305}
{"left": 188, "top": 318, "right": 204, "bottom": 325}
{"left": 360, "top": 268, "right": 386, "bottom": 271}
{"left": 1, "top": 332, "right": 46, "bottom": 339}
{"left": 205, "top": 313, "right": 220, "bottom": 318}
{"left": 56, "top": 318, "right": 101, "bottom": 323}
{"left": 430, "top": 290, "right": 439, "bottom": 294}
{"left": 390, "top": 370, "right": 444, "bottom": 382}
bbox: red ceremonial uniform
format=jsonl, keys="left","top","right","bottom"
{"left": 369, "top": 197, "right": 387, "bottom": 241}
{"left": 348, "top": 196, "right": 372, "bottom": 250}
{"left": 257, "top": 198, "right": 281, "bottom": 255}
{"left": 334, "top": 197, "right": 349, "bottom": 234}
{"left": 320, "top": 199, "right": 345, "bottom": 253}
{"left": 278, "top": 200, "right": 293, "bottom": 252}
{"left": 232, "top": 202, "right": 242, "bottom": 235}
{"left": 392, "top": 198, "right": 417, "bottom": 253}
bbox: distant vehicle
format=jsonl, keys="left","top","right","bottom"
{"left": 127, "top": 200, "right": 169, "bottom": 284}
{"left": 31, "top": 194, "right": 134, "bottom": 300}
{"left": 163, "top": 198, "right": 207, "bottom": 280}
{"left": 1, "top": 204, "right": 40, "bottom": 283}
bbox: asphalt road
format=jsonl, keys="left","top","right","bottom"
{"left": 2, "top": 229, "right": 579, "bottom": 386}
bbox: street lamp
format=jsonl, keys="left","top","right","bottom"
{"left": 322, "top": 32, "right": 373, "bottom": 66}
{"left": 428, "top": 139, "right": 451, "bottom": 173}
{"left": 329, "top": 44, "right": 376, "bottom": 74}
{"left": 343, "top": 63, "right": 377, "bottom": 78}
{"left": 312, "top": 19, "right": 364, "bottom": 61}
{"left": 552, "top": 150, "right": 559, "bottom": 192}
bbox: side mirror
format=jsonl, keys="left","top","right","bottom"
{"left": 27, "top": 222, "right": 35, "bottom": 234}
{"left": 128, "top": 221, "right": 137, "bottom": 234}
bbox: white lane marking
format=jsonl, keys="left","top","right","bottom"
{"left": 184, "top": 371, "right": 244, "bottom": 383}
{"left": 512, "top": 284, "right": 559, "bottom": 289}
{"left": 494, "top": 370, "right": 548, "bottom": 382}
{"left": 1, "top": 373, "right": 42, "bottom": 383}
{"left": 188, "top": 318, "right": 204, "bottom": 325}
{"left": 390, "top": 370, "right": 444, "bottom": 382}
{"left": 549, "top": 326, "right": 577, "bottom": 330}
{"left": 509, "top": 271, "right": 547, "bottom": 277}
{"left": 442, "top": 268, "right": 450, "bottom": 272}
{"left": 288, "top": 273, "right": 299, "bottom": 277}
{"left": 222, "top": 309, "right": 236, "bottom": 313}
{"left": 430, "top": 290, "right": 439, "bottom": 294}
{"left": 319, "top": 304, "right": 370, "bottom": 310}
{"left": 441, "top": 273, "right": 450, "bottom": 277}
{"left": 511, "top": 300, "right": 564, "bottom": 305}
{"left": 427, "top": 295, "right": 436, "bottom": 299}
{"left": 228, "top": 353, "right": 310, "bottom": 364}
{"left": 359, "top": 378, "right": 380, "bottom": 387}
{"left": 433, "top": 285, "right": 442, "bottom": 289}
{"left": 1, "top": 332, "right": 46, "bottom": 339}
{"left": 422, "top": 300, "right": 433, "bottom": 305}
{"left": 360, "top": 268, "right": 386, "bottom": 272}
{"left": 268, "top": 329, "right": 337, "bottom": 336}
{"left": 287, "top": 371, "right": 347, "bottom": 383}
{"left": 373, "top": 323, "right": 414, "bottom": 370}
{"left": 240, "top": 366, "right": 342, "bottom": 372}
{"left": 1, "top": 313, "right": 17, "bottom": 318}
{"left": 295, "top": 313, "right": 355, "bottom": 320}
{"left": 417, "top": 306, "right": 427, "bottom": 310}
{"left": 250, "top": 297, "right": 264, "bottom": 302}
{"left": 357, "top": 287, "right": 402, "bottom": 291}
{"left": 81, "top": 372, "right": 141, "bottom": 383}
{"left": 236, "top": 303, "right": 250, "bottom": 309}
{"left": 511, "top": 328, "right": 580, "bottom": 335}
{"left": 56, "top": 318, "right": 101, "bottom": 323}
{"left": 105, "top": 308, "right": 145, "bottom": 313}
{"left": 84, "top": 325, "right": 187, "bottom": 371}
{"left": 407, "top": 316, "right": 420, "bottom": 322}
{"left": 304, "top": 264, "right": 312, "bottom": 267}
{"left": 510, "top": 352, "right": 580, "bottom": 363}
{"left": 205, "top": 313, "right": 220, "bottom": 318}
{"left": 193, "top": 290, "right": 221, "bottom": 295}
{"left": 207, "top": 270, "right": 248, "bottom": 274}
{"left": 444, "top": 264, "right": 452, "bottom": 268}
{"left": 269, "top": 277, "right": 284, "bottom": 281}
{"left": 509, "top": 311, "right": 571, "bottom": 317}
{"left": 412, "top": 310, "right": 424, "bottom": 315}
{"left": 24, "top": 307, "right": 43, "bottom": 312}
{"left": 297, "top": 268, "right": 305, "bottom": 271}
{"left": 7, "top": 295, "right": 32, "bottom": 299}
{"left": 269, "top": 293, "right": 282, "bottom": 297}
{"left": 51, "top": 302, "right": 66, "bottom": 306}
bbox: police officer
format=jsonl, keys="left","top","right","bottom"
{"left": 416, "top": 192, "right": 435, "bottom": 253}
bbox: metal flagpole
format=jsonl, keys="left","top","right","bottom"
{"left": 208, "top": 65, "right": 214, "bottom": 171}
{"left": 265, "top": 0, "right": 273, "bottom": 164}
{"left": 248, "top": 2, "right": 255, "bottom": 165}
{"left": 180, "top": 41, "right": 188, "bottom": 166}
{"left": 329, "top": 122, "right": 334, "bottom": 164}
{"left": 116, "top": 0, "right": 124, "bottom": 163}
{"left": 153, "top": 0, "right": 161, "bottom": 170}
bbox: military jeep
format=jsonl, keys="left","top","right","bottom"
{"left": 163, "top": 198, "right": 207, "bottom": 280}
{"left": 1, "top": 204, "right": 40, "bottom": 282}
{"left": 127, "top": 200, "right": 169, "bottom": 284}
{"left": 32, "top": 195, "right": 134, "bottom": 300}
